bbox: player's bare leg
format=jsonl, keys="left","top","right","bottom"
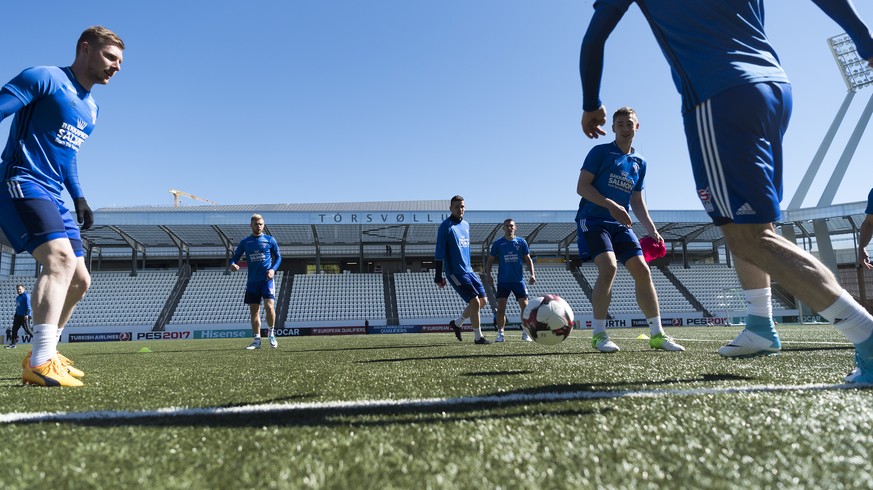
{"left": 246, "top": 303, "right": 262, "bottom": 350}
{"left": 264, "top": 298, "right": 277, "bottom": 348}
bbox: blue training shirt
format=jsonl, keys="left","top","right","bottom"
{"left": 867, "top": 188, "right": 873, "bottom": 215}
{"left": 490, "top": 236, "right": 530, "bottom": 283}
{"left": 435, "top": 216, "right": 473, "bottom": 278}
{"left": 15, "top": 292, "right": 30, "bottom": 317}
{"left": 230, "top": 234, "right": 282, "bottom": 285}
{"left": 576, "top": 141, "right": 646, "bottom": 221}
{"left": 582, "top": 0, "right": 873, "bottom": 114}
{"left": 0, "top": 66, "right": 98, "bottom": 200}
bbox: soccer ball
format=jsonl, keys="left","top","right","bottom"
{"left": 522, "top": 294, "right": 574, "bottom": 345}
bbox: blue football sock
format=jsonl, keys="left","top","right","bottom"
{"left": 745, "top": 314, "right": 778, "bottom": 338}
{"left": 855, "top": 333, "right": 873, "bottom": 360}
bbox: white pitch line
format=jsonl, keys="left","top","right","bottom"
{"left": 0, "top": 382, "right": 868, "bottom": 425}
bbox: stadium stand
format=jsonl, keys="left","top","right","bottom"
{"left": 394, "top": 271, "right": 491, "bottom": 324}
{"left": 169, "top": 271, "right": 284, "bottom": 325}
{"left": 65, "top": 272, "right": 178, "bottom": 327}
{"left": 286, "top": 272, "right": 385, "bottom": 325}
{"left": 0, "top": 200, "right": 867, "bottom": 330}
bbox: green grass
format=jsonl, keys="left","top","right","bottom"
{"left": 0, "top": 324, "right": 871, "bottom": 489}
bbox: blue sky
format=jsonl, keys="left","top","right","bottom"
{"left": 1, "top": 1, "right": 872, "bottom": 212}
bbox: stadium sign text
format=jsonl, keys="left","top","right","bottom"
{"left": 318, "top": 213, "right": 450, "bottom": 224}
{"left": 136, "top": 331, "right": 192, "bottom": 340}
{"left": 195, "top": 329, "right": 250, "bottom": 339}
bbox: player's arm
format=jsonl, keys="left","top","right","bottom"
{"left": 62, "top": 154, "right": 94, "bottom": 230}
{"left": 630, "top": 191, "right": 662, "bottom": 243}
{"left": 229, "top": 242, "right": 244, "bottom": 272}
{"left": 268, "top": 237, "right": 282, "bottom": 279}
{"left": 859, "top": 214, "right": 873, "bottom": 269}
{"left": 810, "top": 0, "right": 873, "bottom": 63}
{"left": 580, "top": 1, "right": 630, "bottom": 138}
{"left": 577, "top": 169, "right": 632, "bottom": 227}
{"left": 0, "top": 89, "right": 25, "bottom": 122}
{"left": 433, "top": 225, "right": 447, "bottom": 287}
{"left": 484, "top": 255, "right": 495, "bottom": 284}
{"left": 523, "top": 254, "right": 536, "bottom": 285}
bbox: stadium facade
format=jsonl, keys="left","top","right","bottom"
{"left": 1, "top": 200, "right": 871, "bottom": 343}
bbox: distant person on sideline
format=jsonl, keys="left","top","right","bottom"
{"left": 230, "top": 214, "right": 282, "bottom": 350}
{"left": 579, "top": 0, "right": 873, "bottom": 382}
{"left": 576, "top": 106, "right": 685, "bottom": 353}
{"left": 484, "top": 218, "right": 537, "bottom": 342}
{"left": 435, "top": 195, "right": 491, "bottom": 344}
{"left": 858, "top": 188, "right": 873, "bottom": 270}
{"left": 5, "top": 284, "right": 32, "bottom": 349}
{"left": 0, "top": 26, "right": 124, "bottom": 386}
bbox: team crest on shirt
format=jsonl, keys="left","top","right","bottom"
{"left": 698, "top": 187, "right": 714, "bottom": 212}
{"left": 76, "top": 118, "right": 88, "bottom": 130}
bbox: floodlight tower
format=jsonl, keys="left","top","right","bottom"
{"left": 784, "top": 34, "right": 873, "bottom": 278}
{"left": 789, "top": 33, "right": 873, "bottom": 210}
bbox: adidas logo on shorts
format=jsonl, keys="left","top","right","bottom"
{"left": 736, "top": 203, "right": 756, "bottom": 215}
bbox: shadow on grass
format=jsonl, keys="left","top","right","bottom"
{"left": 462, "top": 370, "right": 535, "bottom": 377}
{"left": 9, "top": 373, "right": 752, "bottom": 428}
{"left": 45, "top": 392, "right": 606, "bottom": 429}
{"left": 75, "top": 343, "right": 455, "bottom": 357}
{"left": 781, "top": 345, "right": 854, "bottom": 353}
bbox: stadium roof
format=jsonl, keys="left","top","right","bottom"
{"left": 0, "top": 200, "right": 868, "bottom": 258}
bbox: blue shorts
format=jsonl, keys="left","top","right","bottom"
{"left": 496, "top": 281, "right": 528, "bottom": 300}
{"left": 684, "top": 82, "right": 791, "bottom": 225}
{"left": 244, "top": 279, "right": 275, "bottom": 304}
{"left": 0, "top": 181, "right": 83, "bottom": 257}
{"left": 576, "top": 218, "right": 641, "bottom": 265}
{"left": 447, "top": 272, "right": 486, "bottom": 304}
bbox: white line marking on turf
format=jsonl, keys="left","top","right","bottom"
{"left": 0, "top": 382, "right": 868, "bottom": 424}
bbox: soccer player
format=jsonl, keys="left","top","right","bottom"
{"left": 484, "top": 219, "right": 537, "bottom": 342}
{"left": 5, "top": 285, "right": 32, "bottom": 349}
{"left": 0, "top": 26, "right": 124, "bottom": 387}
{"left": 576, "top": 107, "right": 685, "bottom": 353}
{"left": 230, "top": 214, "right": 282, "bottom": 350}
{"left": 858, "top": 188, "right": 873, "bottom": 270}
{"left": 435, "top": 195, "right": 490, "bottom": 344}
{"left": 579, "top": 1, "right": 873, "bottom": 381}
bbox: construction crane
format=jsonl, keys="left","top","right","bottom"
{"left": 168, "top": 188, "right": 219, "bottom": 207}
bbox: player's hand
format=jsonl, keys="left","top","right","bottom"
{"left": 435, "top": 277, "right": 446, "bottom": 288}
{"left": 529, "top": 276, "right": 536, "bottom": 285}
{"left": 860, "top": 249, "right": 873, "bottom": 270}
{"left": 581, "top": 106, "right": 608, "bottom": 139}
{"left": 652, "top": 233, "right": 663, "bottom": 244}
{"left": 229, "top": 263, "right": 240, "bottom": 272}
{"left": 74, "top": 197, "right": 94, "bottom": 230}
{"left": 608, "top": 204, "right": 633, "bottom": 227}
{"left": 267, "top": 269, "right": 275, "bottom": 279}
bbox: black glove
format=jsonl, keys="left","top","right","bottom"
{"left": 74, "top": 197, "right": 94, "bottom": 230}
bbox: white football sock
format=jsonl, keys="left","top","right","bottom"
{"left": 30, "top": 324, "right": 59, "bottom": 367}
{"left": 592, "top": 319, "right": 607, "bottom": 336}
{"left": 648, "top": 316, "right": 665, "bottom": 336}
{"left": 821, "top": 291, "right": 873, "bottom": 344}
{"left": 744, "top": 288, "right": 773, "bottom": 318}
{"left": 454, "top": 315, "right": 466, "bottom": 327}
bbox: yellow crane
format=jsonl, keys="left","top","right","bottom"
{"left": 168, "top": 188, "right": 219, "bottom": 207}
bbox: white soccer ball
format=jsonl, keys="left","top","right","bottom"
{"left": 522, "top": 294, "right": 574, "bottom": 345}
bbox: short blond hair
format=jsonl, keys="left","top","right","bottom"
{"left": 613, "top": 106, "right": 637, "bottom": 122}
{"left": 77, "top": 26, "right": 124, "bottom": 55}
{"left": 251, "top": 214, "right": 264, "bottom": 223}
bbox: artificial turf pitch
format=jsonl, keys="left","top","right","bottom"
{"left": 0, "top": 324, "right": 871, "bottom": 489}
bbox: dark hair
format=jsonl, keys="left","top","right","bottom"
{"left": 450, "top": 195, "right": 465, "bottom": 204}
{"left": 503, "top": 218, "right": 515, "bottom": 225}
{"left": 15, "top": 284, "right": 24, "bottom": 289}
{"left": 77, "top": 26, "right": 125, "bottom": 55}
